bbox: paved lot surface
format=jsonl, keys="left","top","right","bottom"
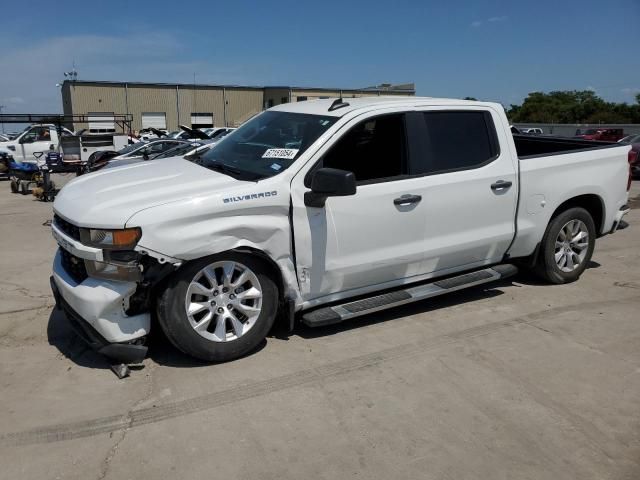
{"left": 1, "top": 177, "right": 639, "bottom": 480}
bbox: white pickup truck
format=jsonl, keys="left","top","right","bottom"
{"left": 0, "top": 124, "right": 73, "bottom": 162}
{"left": 49, "top": 97, "right": 633, "bottom": 365}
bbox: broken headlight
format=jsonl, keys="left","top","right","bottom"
{"left": 84, "top": 259, "right": 141, "bottom": 282}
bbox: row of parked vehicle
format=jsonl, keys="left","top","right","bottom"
{"left": 0, "top": 123, "right": 236, "bottom": 201}
{"left": 86, "top": 126, "right": 235, "bottom": 172}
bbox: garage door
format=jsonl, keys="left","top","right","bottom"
{"left": 191, "top": 113, "right": 213, "bottom": 129}
{"left": 141, "top": 112, "right": 167, "bottom": 130}
{"left": 88, "top": 112, "right": 115, "bottom": 133}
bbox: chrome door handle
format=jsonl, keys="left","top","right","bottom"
{"left": 490, "top": 180, "right": 512, "bottom": 191}
{"left": 394, "top": 194, "right": 422, "bottom": 206}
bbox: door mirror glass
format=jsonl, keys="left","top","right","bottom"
{"left": 305, "top": 167, "right": 356, "bottom": 207}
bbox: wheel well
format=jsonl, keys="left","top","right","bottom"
{"left": 231, "top": 247, "right": 290, "bottom": 331}
{"left": 230, "top": 247, "right": 285, "bottom": 302}
{"left": 551, "top": 194, "right": 604, "bottom": 235}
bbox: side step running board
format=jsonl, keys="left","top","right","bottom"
{"left": 301, "top": 264, "right": 518, "bottom": 327}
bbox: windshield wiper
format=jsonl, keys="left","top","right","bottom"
{"left": 207, "top": 162, "right": 261, "bottom": 181}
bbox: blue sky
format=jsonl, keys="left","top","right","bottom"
{"left": 1, "top": 0, "right": 638, "bottom": 115}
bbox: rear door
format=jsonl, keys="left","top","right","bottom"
{"left": 412, "top": 108, "right": 518, "bottom": 272}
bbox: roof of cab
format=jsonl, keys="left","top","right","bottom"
{"left": 268, "top": 96, "right": 502, "bottom": 117}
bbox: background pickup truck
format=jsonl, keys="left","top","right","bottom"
{"left": 50, "top": 97, "right": 633, "bottom": 367}
{"left": 0, "top": 124, "right": 73, "bottom": 162}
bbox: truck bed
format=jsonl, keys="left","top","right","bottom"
{"left": 513, "top": 134, "right": 618, "bottom": 159}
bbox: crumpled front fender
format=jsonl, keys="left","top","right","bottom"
{"left": 128, "top": 195, "right": 302, "bottom": 305}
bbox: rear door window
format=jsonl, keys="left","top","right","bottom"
{"left": 416, "top": 111, "right": 499, "bottom": 175}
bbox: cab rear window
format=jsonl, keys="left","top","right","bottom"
{"left": 418, "top": 111, "right": 499, "bottom": 174}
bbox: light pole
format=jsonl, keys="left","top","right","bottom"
{"left": 0, "top": 105, "right": 5, "bottom": 133}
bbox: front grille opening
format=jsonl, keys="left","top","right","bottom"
{"left": 125, "top": 286, "right": 150, "bottom": 316}
{"left": 53, "top": 214, "right": 81, "bottom": 241}
{"left": 60, "top": 248, "right": 88, "bottom": 283}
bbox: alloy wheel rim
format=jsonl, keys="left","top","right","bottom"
{"left": 185, "top": 261, "right": 262, "bottom": 342}
{"left": 554, "top": 219, "right": 589, "bottom": 273}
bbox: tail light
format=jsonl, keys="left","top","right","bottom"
{"left": 629, "top": 148, "right": 638, "bottom": 191}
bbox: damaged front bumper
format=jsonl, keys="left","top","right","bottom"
{"left": 51, "top": 250, "right": 149, "bottom": 364}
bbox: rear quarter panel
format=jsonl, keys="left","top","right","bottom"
{"left": 509, "top": 144, "right": 630, "bottom": 258}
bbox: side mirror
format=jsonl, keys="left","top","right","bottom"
{"left": 304, "top": 168, "right": 356, "bottom": 208}
{"left": 20, "top": 136, "right": 33, "bottom": 144}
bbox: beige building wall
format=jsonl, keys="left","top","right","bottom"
{"left": 61, "top": 82, "right": 414, "bottom": 131}
{"left": 263, "top": 88, "right": 291, "bottom": 108}
{"left": 127, "top": 84, "right": 180, "bottom": 131}
{"left": 290, "top": 89, "right": 411, "bottom": 103}
{"left": 63, "top": 83, "right": 127, "bottom": 131}
{"left": 224, "top": 88, "right": 264, "bottom": 126}
{"left": 177, "top": 86, "right": 226, "bottom": 129}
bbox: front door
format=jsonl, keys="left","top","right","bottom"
{"left": 291, "top": 112, "right": 428, "bottom": 302}
{"left": 20, "top": 126, "right": 54, "bottom": 161}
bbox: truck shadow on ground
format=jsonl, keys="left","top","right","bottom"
{"left": 47, "top": 308, "right": 114, "bottom": 371}
{"left": 46, "top": 307, "right": 268, "bottom": 371}
{"left": 293, "top": 281, "right": 509, "bottom": 340}
{"left": 46, "top": 266, "right": 601, "bottom": 371}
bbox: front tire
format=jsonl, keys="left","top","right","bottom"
{"left": 535, "top": 207, "right": 595, "bottom": 284}
{"left": 157, "top": 253, "right": 278, "bottom": 362}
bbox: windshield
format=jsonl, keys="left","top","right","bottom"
{"left": 153, "top": 142, "right": 202, "bottom": 159}
{"left": 118, "top": 142, "right": 146, "bottom": 154}
{"left": 196, "top": 111, "right": 337, "bottom": 180}
{"left": 210, "top": 129, "right": 230, "bottom": 139}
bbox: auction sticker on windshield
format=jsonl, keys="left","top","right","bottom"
{"left": 262, "top": 148, "right": 299, "bottom": 160}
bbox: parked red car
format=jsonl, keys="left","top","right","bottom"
{"left": 575, "top": 128, "right": 625, "bottom": 142}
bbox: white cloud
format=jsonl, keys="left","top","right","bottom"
{"left": 621, "top": 87, "right": 640, "bottom": 94}
{"left": 472, "top": 15, "right": 508, "bottom": 28}
{"left": 0, "top": 32, "right": 261, "bottom": 115}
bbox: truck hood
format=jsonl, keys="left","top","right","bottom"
{"left": 53, "top": 158, "right": 244, "bottom": 228}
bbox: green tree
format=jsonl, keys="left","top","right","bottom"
{"left": 509, "top": 90, "right": 637, "bottom": 124}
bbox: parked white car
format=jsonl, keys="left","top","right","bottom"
{"left": 521, "top": 127, "right": 544, "bottom": 135}
{"left": 102, "top": 139, "right": 192, "bottom": 169}
{"left": 201, "top": 127, "right": 236, "bottom": 140}
{"left": 50, "top": 97, "right": 632, "bottom": 366}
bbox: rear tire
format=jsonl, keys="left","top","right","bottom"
{"left": 535, "top": 207, "right": 595, "bottom": 284}
{"left": 157, "top": 253, "right": 278, "bottom": 362}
